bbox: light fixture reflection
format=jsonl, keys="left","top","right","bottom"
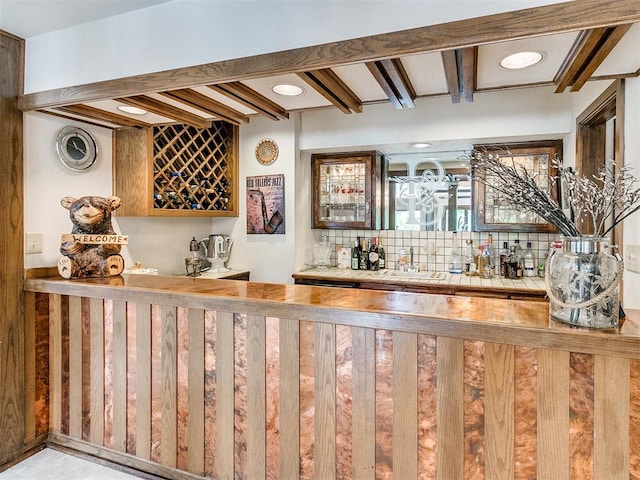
{"left": 412, "top": 142, "right": 432, "bottom": 149}
{"left": 118, "top": 105, "right": 148, "bottom": 115}
{"left": 272, "top": 84, "right": 304, "bottom": 96}
{"left": 500, "top": 51, "right": 544, "bottom": 70}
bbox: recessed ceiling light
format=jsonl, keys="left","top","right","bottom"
{"left": 117, "top": 105, "right": 148, "bottom": 115}
{"left": 500, "top": 51, "right": 544, "bottom": 70}
{"left": 412, "top": 142, "right": 432, "bottom": 149}
{"left": 272, "top": 84, "right": 304, "bottom": 96}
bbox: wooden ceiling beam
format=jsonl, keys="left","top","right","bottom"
{"left": 555, "top": 24, "right": 632, "bottom": 93}
{"left": 207, "top": 82, "right": 288, "bottom": 121}
{"left": 159, "top": 89, "right": 248, "bottom": 125}
{"left": 115, "top": 95, "right": 211, "bottom": 128}
{"left": 297, "top": 69, "right": 362, "bottom": 114}
{"left": 366, "top": 58, "right": 416, "bottom": 109}
{"left": 54, "top": 104, "right": 151, "bottom": 128}
{"left": 441, "top": 49, "right": 461, "bottom": 104}
{"left": 459, "top": 46, "right": 478, "bottom": 102}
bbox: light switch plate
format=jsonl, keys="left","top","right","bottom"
{"left": 625, "top": 244, "right": 640, "bottom": 273}
{"left": 25, "top": 233, "right": 43, "bottom": 254}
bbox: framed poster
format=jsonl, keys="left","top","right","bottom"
{"left": 246, "top": 174, "right": 285, "bottom": 234}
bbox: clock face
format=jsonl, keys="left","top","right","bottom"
{"left": 55, "top": 126, "right": 98, "bottom": 171}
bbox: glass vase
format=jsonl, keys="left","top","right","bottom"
{"left": 546, "top": 237, "right": 622, "bottom": 329}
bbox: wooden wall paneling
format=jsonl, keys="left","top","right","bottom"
{"left": 49, "top": 294, "right": 62, "bottom": 433}
{"left": 247, "top": 315, "right": 266, "bottom": 479}
{"left": 351, "top": 327, "right": 375, "bottom": 479}
{"left": 160, "top": 305, "right": 177, "bottom": 468}
{"left": 594, "top": 355, "right": 630, "bottom": 478}
{"left": 392, "top": 331, "right": 418, "bottom": 479}
{"left": 89, "top": 297, "right": 104, "bottom": 445}
{"left": 484, "top": 342, "right": 515, "bottom": 480}
{"left": 68, "top": 296, "right": 83, "bottom": 438}
{"left": 436, "top": 336, "right": 464, "bottom": 479}
{"left": 24, "top": 292, "right": 36, "bottom": 444}
{"left": 135, "top": 303, "right": 151, "bottom": 460}
{"left": 0, "top": 31, "right": 24, "bottom": 465}
{"left": 217, "top": 311, "right": 235, "bottom": 480}
{"left": 111, "top": 300, "right": 127, "bottom": 452}
{"left": 315, "top": 322, "right": 336, "bottom": 480}
{"left": 279, "top": 318, "right": 300, "bottom": 479}
{"left": 187, "top": 308, "right": 205, "bottom": 475}
{"left": 537, "top": 348, "right": 570, "bottom": 479}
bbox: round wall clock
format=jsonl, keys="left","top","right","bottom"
{"left": 255, "top": 138, "right": 279, "bottom": 165}
{"left": 55, "top": 126, "right": 98, "bottom": 171}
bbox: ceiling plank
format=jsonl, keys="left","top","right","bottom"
{"left": 159, "top": 89, "right": 248, "bottom": 125}
{"left": 208, "top": 82, "right": 288, "bottom": 121}
{"left": 459, "top": 46, "right": 478, "bottom": 102}
{"left": 441, "top": 50, "right": 461, "bottom": 104}
{"left": 366, "top": 59, "right": 416, "bottom": 109}
{"left": 297, "top": 69, "right": 362, "bottom": 114}
{"left": 55, "top": 104, "right": 151, "bottom": 128}
{"left": 115, "top": 95, "right": 211, "bottom": 128}
{"left": 20, "top": 0, "right": 640, "bottom": 110}
{"left": 38, "top": 109, "right": 121, "bottom": 130}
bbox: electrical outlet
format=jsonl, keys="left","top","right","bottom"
{"left": 25, "top": 233, "right": 43, "bottom": 254}
{"left": 625, "top": 244, "right": 640, "bottom": 273}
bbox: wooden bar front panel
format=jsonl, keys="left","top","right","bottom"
{"left": 28, "top": 293, "right": 640, "bottom": 479}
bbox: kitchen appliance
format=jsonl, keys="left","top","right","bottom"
{"left": 199, "top": 234, "right": 234, "bottom": 273}
{"left": 185, "top": 236, "right": 205, "bottom": 276}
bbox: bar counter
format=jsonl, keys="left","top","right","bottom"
{"left": 23, "top": 273, "right": 640, "bottom": 479}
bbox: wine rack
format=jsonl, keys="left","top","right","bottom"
{"left": 114, "top": 122, "right": 238, "bottom": 217}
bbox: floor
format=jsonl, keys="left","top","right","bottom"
{"left": 0, "top": 449, "right": 142, "bottom": 480}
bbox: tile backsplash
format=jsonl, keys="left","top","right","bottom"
{"left": 315, "top": 229, "right": 559, "bottom": 273}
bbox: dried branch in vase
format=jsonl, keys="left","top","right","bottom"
{"left": 471, "top": 149, "right": 640, "bottom": 238}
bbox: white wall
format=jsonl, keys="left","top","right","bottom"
{"left": 214, "top": 115, "right": 299, "bottom": 284}
{"left": 24, "top": 112, "right": 215, "bottom": 275}
{"left": 22, "top": 0, "right": 562, "bottom": 93}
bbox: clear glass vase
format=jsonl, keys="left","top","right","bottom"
{"left": 546, "top": 237, "right": 621, "bottom": 329}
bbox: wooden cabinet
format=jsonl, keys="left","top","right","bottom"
{"left": 472, "top": 140, "right": 561, "bottom": 232}
{"left": 312, "top": 151, "right": 386, "bottom": 230}
{"left": 114, "top": 123, "right": 238, "bottom": 217}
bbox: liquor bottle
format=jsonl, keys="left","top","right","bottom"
{"left": 368, "top": 237, "right": 379, "bottom": 271}
{"left": 351, "top": 239, "right": 360, "bottom": 270}
{"left": 499, "top": 242, "right": 509, "bottom": 277}
{"left": 359, "top": 238, "right": 369, "bottom": 270}
{"left": 506, "top": 245, "right": 523, "bottom": 279}
{"left": 378, "top": 240, "right": 386, "bottom": 269}
{"left": 478, "top": 244, "right": 494, "bottom": 278}
{"left": 449, "top": 231, "right": 464, "bottom": 274}
{"left": 522, "top": 241, "right": 536, "bottom": 277}
{"left": 463, "top": 239, "right": 475, "bottom": 275}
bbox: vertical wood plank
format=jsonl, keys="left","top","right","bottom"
{"left": 279, "top": 318, "right": 300, "bottom": 479}
{"left": 437, "top": 336, "right": 464, "bottom": 480}
{"left": 136, "top": 303, "right": 151, "bottom": 460}
{"left": 537, "top": 348, "right": 569, "bottom": 480}
{"left": 24, "top": 291, "right": 36, "bottom": 443}
{"left": 315, "top": 322, "right": 336, "bottom": 480}
{"left": 247, "top": 315, "right": 266, "bottom": 479}
{"left": 485, "top": 342, "right": 514, "bottom": 480}
{"left": 187, "top": 308, "right": 205, "bottom": 475}
{"left": 68, "top": 295, "right": 83, "bottom": 438}
{"left": 217, "top": 311, "right": 235, "bottom": 480}
{"left": 49, "top": 294, "right": 62, "bottom": 433}
{"left": 160, "top": 305, "right": 177, "bottom": 468}
{"left": 393, "top": 331, "right": 418, "bottom": 479}
{"left": 352, "top": 327, "right": 375, "bottom": 479}
{"left": 594, "top": 355, "right": 630, "bottom": 479}
{"left": 90, "top": 297, "right": 104, "bottom": 445}
{"left": 111, "top": 300, "right": 127, "bottom": 452}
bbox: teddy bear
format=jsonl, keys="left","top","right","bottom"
{"left": 57, "top": 195, "right": 126, "bottom": 279}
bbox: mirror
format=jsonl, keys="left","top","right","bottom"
{"left": 387, "top": 152, "right": 471, "bottom": 232}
